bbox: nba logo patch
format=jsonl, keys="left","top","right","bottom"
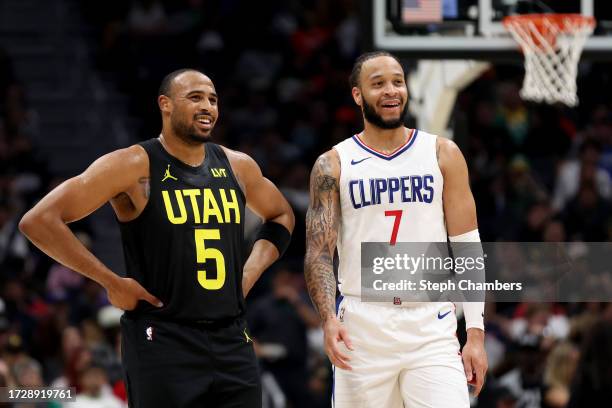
{"left": 146, "top": 326, "right": 154, "bottom": 341}
{"left": 339, "top": 306, "right": 346, "bottom": 322}
{"left": 393, "top": 297, "right": 402, "bottom": 305}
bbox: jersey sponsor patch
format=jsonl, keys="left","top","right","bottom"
{"left": 210, "top": 168, "right": 227, "bottom": 177}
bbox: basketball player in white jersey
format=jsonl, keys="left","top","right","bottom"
{"left": 304, "top": 51, "right": 487, "bottom": 407}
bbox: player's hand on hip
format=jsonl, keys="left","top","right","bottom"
{"left": 462, "top": 329, "right": 488, "bottom": 396}
{"left": 106, "top": 277, "right": 163, "bottom": 311}
{"left": 323, "top": 317, "right": 354, "bottom": 370}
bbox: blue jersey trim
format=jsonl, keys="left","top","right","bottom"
{"left": 352, "top": 129, "right": 418, "bottom": 161}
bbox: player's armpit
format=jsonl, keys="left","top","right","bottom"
{"left": 437, "top": 137, "right": 478, "bottom": 236}
{"left": 304, "top": 149, "right": 341, "bottom": 322}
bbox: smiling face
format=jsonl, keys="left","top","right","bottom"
{"left": 352, "top": 55, "right": 409, "bottom": 130}
{"left": 159, "top": 71, "right": 218, "bottom": 144}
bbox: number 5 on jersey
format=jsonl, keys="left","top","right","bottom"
{"left": 194, "top": 229, "right": 226, "bottom": 290}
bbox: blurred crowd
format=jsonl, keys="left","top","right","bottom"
{"left": 1, "top": 0, "right": 611, "bottom": 407}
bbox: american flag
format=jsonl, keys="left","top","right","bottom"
{"left": 402, "top": 0, "right": 442, "bottom": 23}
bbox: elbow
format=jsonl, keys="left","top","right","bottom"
{"left": 286, "top": 205, "right": 296, "bottom": 233}
{"left": 18, "top": 210, "right": 36, "bottom": 237}
{"left": 274, "top": 202, "right": 295, "bottom": 233}
{"left": 19, "top": 209, "right": 48, "bottom": 240}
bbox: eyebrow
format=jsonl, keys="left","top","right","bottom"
{"left": 368, "top": 73, "right": 404, "bottom": 80}
{"left": 185, "top": 90, "right": 218, "bottom": 98}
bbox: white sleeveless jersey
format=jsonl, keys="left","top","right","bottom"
{"left": 334, "top": 129, "right": 447, "bottom": 298}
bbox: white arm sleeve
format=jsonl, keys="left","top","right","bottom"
{"left": 449, "top": 229, "right": 485, "bottom": 331}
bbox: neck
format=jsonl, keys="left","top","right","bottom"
{"left": 159, "top": 126, "right": 206, "bottom": 167}
{"left": 360, "top": 123, "right": 410, "bottom": 154}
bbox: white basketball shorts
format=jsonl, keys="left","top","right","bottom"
{"left": 332, "top": 297, "right": 469, "bottom": 408}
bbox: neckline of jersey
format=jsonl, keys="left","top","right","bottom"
{"left": 352, "top": 128, "right": 418, "bottom": 160}
{"left": 154, "top": 138, "right": 210, "bottom": 173}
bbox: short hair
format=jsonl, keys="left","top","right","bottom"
{"left": 349, "top": 51, "right": 403, "bottom": 88}
{"left": 158, "top": 68, "right": 204, "bottom": 97}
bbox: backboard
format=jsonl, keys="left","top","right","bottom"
{"left": 365, "top": 0, "right": 612, "bottom": 60}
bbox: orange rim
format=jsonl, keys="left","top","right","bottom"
{"left": 503, "top": 14, "right": 595, "bottom": 49}
{"left": 503, "top": 13, "right": 595, "bottom": 32}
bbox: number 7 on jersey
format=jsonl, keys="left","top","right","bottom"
{"left": 385, "top": 210, "right": 403, "bottom": 245}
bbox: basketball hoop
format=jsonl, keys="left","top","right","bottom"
{"left": 503, "top": 14, "right": 595, "bottom": 106}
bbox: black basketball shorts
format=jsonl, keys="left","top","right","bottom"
{"left": 120, "top": 314, "right": 261, "bottom": 407}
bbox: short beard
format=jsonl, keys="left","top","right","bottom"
{"left": 362, "top": 97, "right": 408, "bottom": 130}
{"left": 171, "top": 115, "right": 212, "bottom": 145}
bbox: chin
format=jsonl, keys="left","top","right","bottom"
{"left": 382, "top": 115, "right": 401, "bottom": 124}
{"left": 186, "top": 132, "right": 212, "bottom": 144}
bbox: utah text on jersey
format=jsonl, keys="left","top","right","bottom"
{"left": 161, "top": 188, "right": 241, "bottom": 224}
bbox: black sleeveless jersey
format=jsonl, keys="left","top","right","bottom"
{"left": 119, "top": 138, "right": 246, "bottom": 321}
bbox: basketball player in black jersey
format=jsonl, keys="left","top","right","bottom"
{"left": 19, "top": 69, "right": 295, "bottom": 407}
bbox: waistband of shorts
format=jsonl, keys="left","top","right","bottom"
{"left": 339, "top": 294, "right": 453, "bottom": 310}
{"left": 123, "top": 311, "right": 242, "bottom": 329}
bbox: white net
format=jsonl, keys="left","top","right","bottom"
{"left": 504, "top": 14, "right": 595, "bottom": 106}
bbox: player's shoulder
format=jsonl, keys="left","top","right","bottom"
{"left": 218, "top": 145, "right": 263, "bottom": 192}
{"left": 219, "top": 145, "right": 252, "bottom": 162}
{"left": 414, "top": 128, "right": 440, "bottom": 144}
{"left": 435, "top": 136, "right": 466, "bottom": 175}
{"left": 435, "top": 135, "right": 462, "bottom": 159}
{"left": 312, "top": 149, "right": 340, "bottom": 178}
{"left": 75, "top": 144, "right": 149, "bottom": 192}
{"left": 91, "top": 144, "right": 149, "bottom": 173}
{"left": 333, "top": 135, "right": 356, "bottom": 149}
{"left": 219, "top": 145, "right": 260, "bottom": 173}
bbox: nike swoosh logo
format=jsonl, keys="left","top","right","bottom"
{"left": 351, "top": 157, "right": 372, "bottom": 165}
{"left": 438, "top": 310, "right": 452, "bottom": 319}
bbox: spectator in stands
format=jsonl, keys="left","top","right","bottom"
{"left": 498, "top": 338, "right": 546, "bottom": 408}
{"left": 567, "top": 319, "right": 612, "bottom": 407}
{"left": 0, "top": 198, "right": 29, "bottom": 274}
{"left": 586, "top": 105, "right": 612, "bottom": 178}
{"left": 50, "top": 327, "right": 89, "bottom": 389}
{"left": 248, "top": 266, "right": 319, "bottom": 408}
{"left": 127, "top": 0, "right": 167, "bottom": 36}
{"left": 542, "top": 342, "right": 579, "bottom": 408}
{"left": 12, "top": 356, "right": 44, "bottom": 388}
{"left": 563, "top": 180, "right": 612, "bottom": 241}
{"left": 553, "top": 140, "right": 611, "bottom": 211}
{"left": 69, "top": 364, "right": 123, "bottom": 408}
{"left": 497, "top": 81, "right": 529, "bottom": 148}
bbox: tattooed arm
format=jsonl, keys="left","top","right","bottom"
{"left": 19, "top": 145, "right": 162, "bottom": 311}
{"left": 305, "top": 149, "right": 354, "bottom": 370}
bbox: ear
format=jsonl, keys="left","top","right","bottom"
{"left": 352, "top": 86, "right": 362, "bottom": 107}
{"left": 158, "top": 95, "right": 172, "bottom": 114}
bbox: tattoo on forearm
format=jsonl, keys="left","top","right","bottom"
{"left": 304, "top": 153, "right": 340, "bottom": 321}
{"left": 138, "top": 177, "right": 150, "bottom": 199}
